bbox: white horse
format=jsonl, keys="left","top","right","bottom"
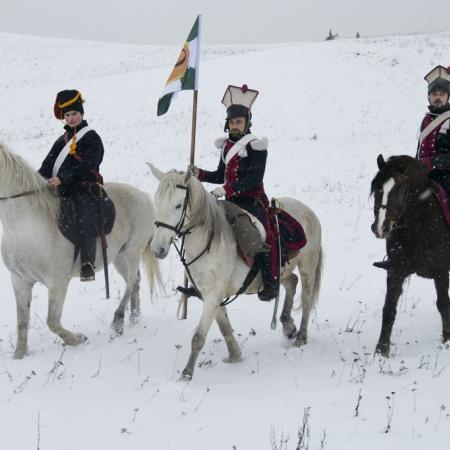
{"left": 149, "top": 165, "right": 323, "bottom": 380}
{"left": 0, "top": 143, "right": 162, "bottom": 359}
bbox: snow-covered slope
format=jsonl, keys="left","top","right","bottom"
{"left": 1, "top": 31, "right": 450, "bottom": 450}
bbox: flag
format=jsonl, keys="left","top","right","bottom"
{"left": 157, "top": 15, "right": 201, "bottom": 116}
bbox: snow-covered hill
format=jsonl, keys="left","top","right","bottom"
{"left": 1, "top": 31, "right": 450, "bottom": 450}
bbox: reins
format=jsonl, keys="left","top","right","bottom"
{"left": 0, "top": 186, "right": 48, "bottom": 201}
{"left": 155, "top": 183, "right": 259, "bottom": 306}
{"left": 154, "top": 184, "right": 215, "bottom": 299}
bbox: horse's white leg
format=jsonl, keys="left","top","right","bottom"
{"left": 112, "top": 253, "right": 140, "bottom": 331}
{"left": 294, "top": 262, "right": 315, "bottom": 347}
{"left": 47, "top": 282, "right": 87, "bottom": 346}
{"left": 181, "top": 300, "right": 218, "bottom": 381}
{"left": 215, "top": 306, "right": 241, "bottom": 363}
{"left": 280, "top": 272, "right": 298, "bottom": 339}
{"left": 12, "top": 277, "right": 33, "bottom": 359}
{"left": 129, "top": 270, "right": 141, "bottom": 324}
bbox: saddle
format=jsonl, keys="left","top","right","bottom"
{"left": 177, "top": 201, "right": 307, "bottom": 302}
{"left": 59, "top": 184, "right": 116, "bottom": 252}
{"left": 224, "top": 200, "right": 307, "bottom": 268}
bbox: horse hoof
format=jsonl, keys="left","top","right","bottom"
{"left": 223, "top": 354, "right": 242, "bottom": 364}
{"left": 111, "top": 321, "right": 124, "bottom": 334}
{"left": 113, "top": 328, "right": 123, "bottom": 337}
{"left": 65, "top": 333, "right": 88, "bottom": 346}
{"left": 129, "top": 313, "right": 140, "bottom": 326}
{"left": 112, "top": 312, "right": 125, "bottom": 332}
{"left": 179, "top": 371, "right": 192, "bottom": 382}
{"left": 293, "top": 335, "right": 307, "bottom": 347}
{"left": 284, "top": 326, "right": 297, "bottom": 340}
{"left": 13, "top": 349, "right": 27, "bottom": 359}
{"left": 375, "top": 343, "right": 390, "bottom": 357}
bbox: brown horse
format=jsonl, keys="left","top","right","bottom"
{"left": 371, "top": 154, "right": 450, "bottom": 356}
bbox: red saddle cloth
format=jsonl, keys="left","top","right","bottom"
{"left": 275, "top": 209, "right": 308, "bottom": 262}
{"left": 431, "top": 181, "right": 450, "bottom": 226}
{"left": 236, "top": 208, "right": 307, "bottom": 268}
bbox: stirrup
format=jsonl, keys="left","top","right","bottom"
{"left": 373, "top": 260, "right": 389, "bottom": 270}
{"left": 176, "top": 285, "right": 201, "bottom": 299}
{"left": 81, "top": 262, "right": 95, "bottom": 282}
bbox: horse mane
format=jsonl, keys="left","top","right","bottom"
{"left": 370, "top": 155, "right": 429, "bottom": 195}
{"left": 186, "top": 176, "right": 230, "bottom": 242}
{"left": 155, "top": 170, "right": 231, "bottom": 245}
{"left": 0, "top": 142, "right": 59, "bottom": 224}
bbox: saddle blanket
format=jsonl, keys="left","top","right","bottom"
{"left": 237, "top": 207, "right": 307, "bottom": 267}
{"left": 431, "top": 181, "right": 450, "bottom": 226}
{"left": 59, "top": 185, "right": 116, "bottom": 246}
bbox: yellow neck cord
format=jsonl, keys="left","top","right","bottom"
{"left": 69, "top": 128, "right": 77, "bottom": 155}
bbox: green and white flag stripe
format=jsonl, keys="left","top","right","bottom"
{"left": 157, "top": 15, "right": 201, "bottom": 116}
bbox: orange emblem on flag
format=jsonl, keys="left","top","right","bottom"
{"left": 167, "top": 43, "right": 190, "bottom": 83}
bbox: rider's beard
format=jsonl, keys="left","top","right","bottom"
{"left": 229, "top": 129, "right": 243, "bottom": 141}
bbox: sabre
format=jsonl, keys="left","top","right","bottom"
{"left": 270, "top": 198, "right": 282, "bottom": 330}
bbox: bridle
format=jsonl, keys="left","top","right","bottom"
{"left": 154, "top": 183, "right": 259, "bottom": 307}
{"left": 377, "top": 179, "right": 428, "bottom": 232}
{"left": 155, "top": 184, "right": 191, "bottom": 237}
{"left": 154, "top": 184, "right": 214, "bottom": 299}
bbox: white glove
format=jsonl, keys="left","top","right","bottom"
{"left": 211, "top": 186, "right": 226, "bottom": 198}
{"left": 187, "top": 164, "right": 199, "bottom": 177}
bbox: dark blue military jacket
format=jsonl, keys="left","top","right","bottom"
{"left": 39, "top": 120, "right": 104, "bottom": 240}
{"left": 39, "top": 120, "right": 104, "bottom": 197}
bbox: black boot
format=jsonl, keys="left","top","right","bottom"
{"left": 254, "top": 251, "right": 278, "bottom": 302}
{"left": 80, "top": 238, "right": 96, "bottom": 282}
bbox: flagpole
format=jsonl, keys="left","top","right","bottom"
{"left": 190, "top": 14, "right": 201, "bottom": 165}
{"left": 178, "top": 89, "right": 198, "bottom": 320}
{"left": 179, "top": 15, "right": 202, "bottom": 319}
{"left": 190, "top": 90, "right": 198, "bottom": 165}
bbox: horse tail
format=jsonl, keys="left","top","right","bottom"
{"left": 142, "top": 241, "right": 164, "bottom": 301}
{"left": 311, "top": 246, "right": 323, "bottom": 305}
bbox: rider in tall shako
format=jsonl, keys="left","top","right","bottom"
{"left": 39, "top": 90, "right": 104, "bottom": 282}
{"left": 190, "top": 84, "right": 278, "bottom": 301}
{"left": 417, "top": 65, "right": 450, "bottom": 178}
{"left": 374, "top": 65, "right": 450, "bottom": 270}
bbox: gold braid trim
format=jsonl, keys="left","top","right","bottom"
{"left": 69, "top": 134, "right": 77, "bottom": 155}
{"left": 58, "top": 92, "right": 83, "bottom": 110}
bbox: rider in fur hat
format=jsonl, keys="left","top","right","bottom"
{"left": 190, "top": 84, "right": 278, "bottom": 301}
{"left": 39, "top": 90, "right": 104, "bottom": 281}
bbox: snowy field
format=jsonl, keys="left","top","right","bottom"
{"left": 1, "top": 31, "right": 450, "bottom": 449}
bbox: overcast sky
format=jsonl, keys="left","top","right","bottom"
{"left": 1, "top": 0, "right": 449, "bottom": 45}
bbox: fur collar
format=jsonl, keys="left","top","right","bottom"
{"left": 215, "top": 136, "right": 228, "bottom": 148}
{"left": 249, "top": 136, "right": 268, "bottom": 151}
{"left": 214, "top": 135, "right": 268, "bottom": 150}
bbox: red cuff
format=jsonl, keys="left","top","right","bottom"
{"left": 198, "top": 169, "right": 206, "bottom": 181}
{"left": 223, "top": 183, "right": 234, "bottom": 198}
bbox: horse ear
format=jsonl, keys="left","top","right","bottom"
{"left": 377, "top": 154, "right": 386, "bottom": 170}
{"left": 147, "top": 163, "right": 165, "bottom": 181}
